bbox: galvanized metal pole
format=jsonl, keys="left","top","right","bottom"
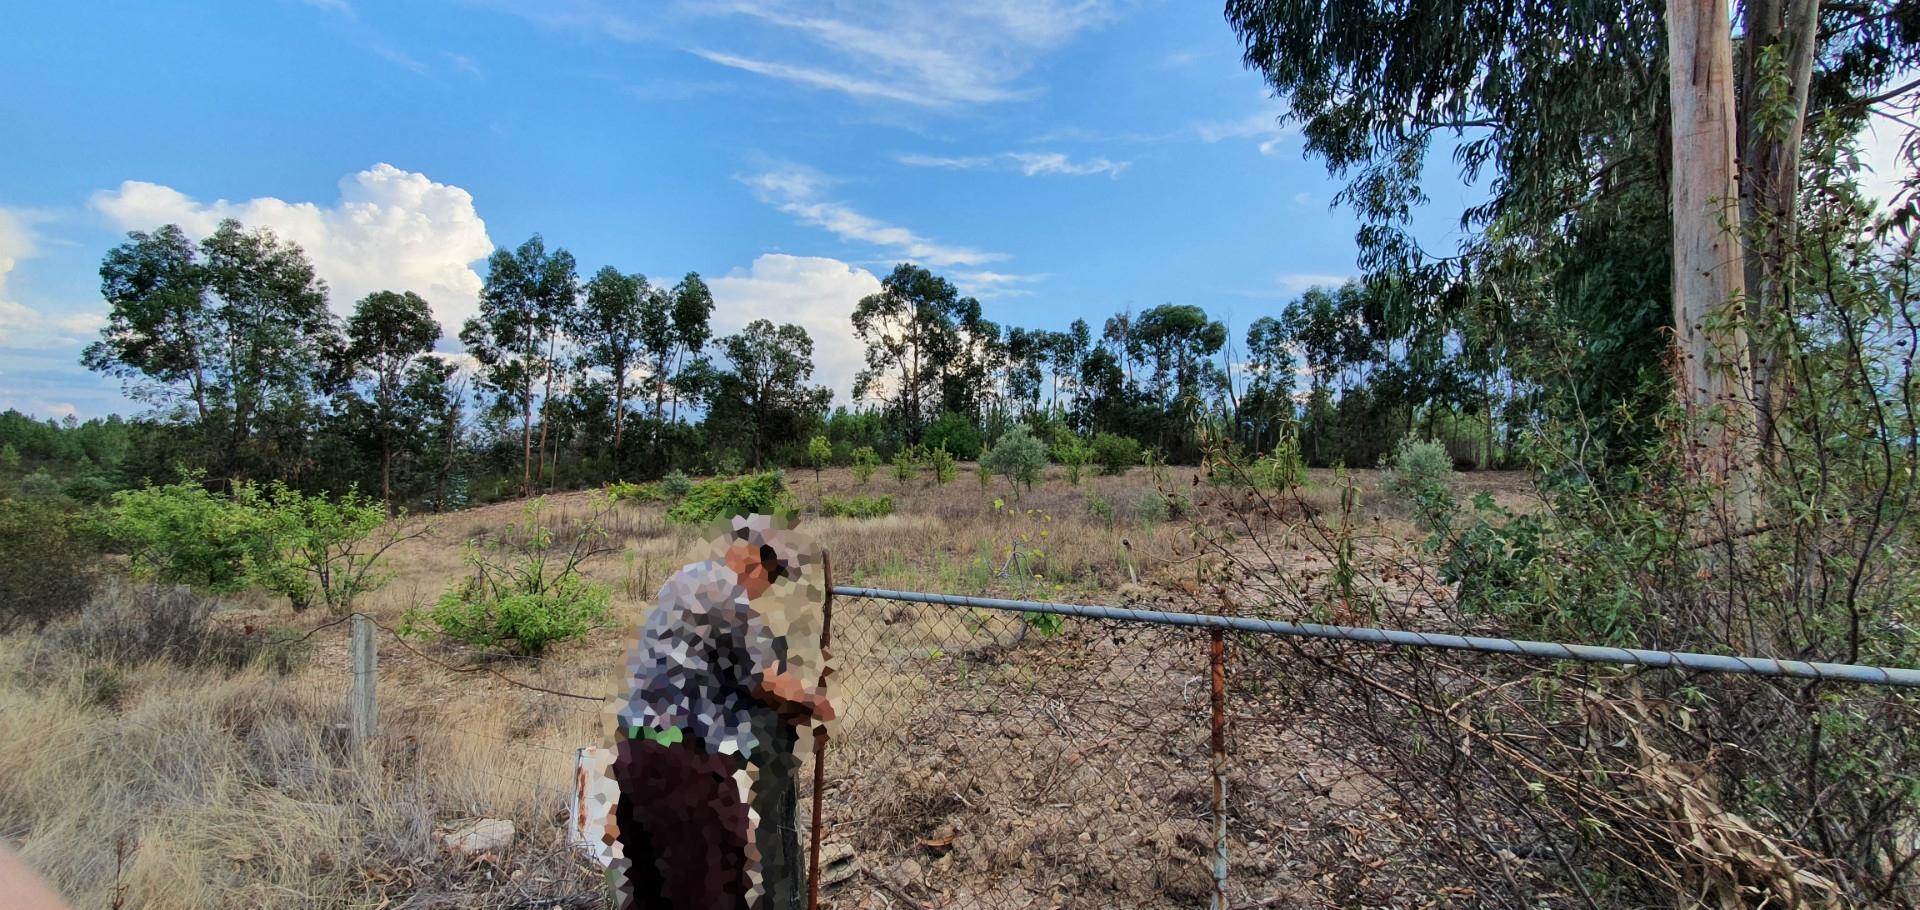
{"left": 1208, "top": 628, "right": 1229, "bottom": 910}
{"left": 806, "top": 553, "right": 834, "bottom": 910}
{"left": 350, "top": 613, "right": 376, "bottom": 745}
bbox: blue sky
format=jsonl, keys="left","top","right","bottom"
{"left": 0, "top": 0, "right": 1491, "bottom": 419}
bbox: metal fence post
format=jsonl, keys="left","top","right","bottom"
{"left": 351, "top": 613, "right": 376, "bottom": 745}
{"left": 806, "top": 552, "right": 835, "bottom": 910}
{"left": 1209, "top": 627, "right": 1229, "bottom": 910}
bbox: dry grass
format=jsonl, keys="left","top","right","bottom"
{"left": 2, "top": 464, "right": 1535, "bottom": 908}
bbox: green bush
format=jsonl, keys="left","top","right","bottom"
{"left": 922, "top": 412, "right": 982, "bottom": 462}
{"left": 806, "top": 435, "right": 833, "bottom": 481}
{"left": 1090, "top": 433, "right": 1141, "bottom": 475}
{"left": 405, "top": 500, "right": 612, "bottom": 655}
{"left": 661, "top": 470, "right": 694, "bottom": 501}
{"left": 424, "top": 575, "right": 609, "bottom": 656}
{"left": 0, "top": 498, "right": 96, "bottom": 632}
{"left": 890, "top": 445, "right": 923, "bottom": 485}
{"left": 665, "top": 471, "right": 789, "bottom": 525}
{"left": 1085, "top": 493, "right": 1115, "bottom": 530}
{"left": 1384, "top": 434, "right": 1457, "bottom": 531}
{"left": 927, "top": 445, "right": 957, "bottom": 485}
{"left": 605, "top": 479, "right": 665, "bottom": 503}
{"left": 850, "top": 446, "right": 880, "bottom": 486}
{"left": 246, "top": 483, "right": 399, "bottom": 614}
{"left": 1055, "top": 438, "right": 1092, "bottom": 485}
{"left": 819, "top": 494, "right": 895, "bottom": 519}
{"left": 984, "top": 426, "right": 1048, "bottom": 498}
{"left": 100, "top": 479, "right": 262, "bottom": 593}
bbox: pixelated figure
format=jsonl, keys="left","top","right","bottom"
{"left": 605, "top": 515, "right": 834, "bottom": 910}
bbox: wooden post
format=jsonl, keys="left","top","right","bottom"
{"left": 350, "top": 613, "right": 376, "bottom": 745}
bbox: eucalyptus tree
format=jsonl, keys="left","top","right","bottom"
{"left": 711, "top": 320, "right": 832, "bottom": 468}
{"left": 642, "top": 272, "right": 713, "bottom": 429}
{"left": 574, "top": 267, "right": 650, "bottom": 471}
{"left": 336, "top": 290, "right": 440, "bottom": 506}
{"left": 86, "top": 219, "right": 333, "bottom": 482}
{"left": 852, "top": 263, "right": 972, "bottom": 435}
{"left": 462, "top": 234, "right": 576, "bottom": 494}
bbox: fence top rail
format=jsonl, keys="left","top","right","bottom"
{"left": 831, "top": 585, "right": 1920, "bottom": 690}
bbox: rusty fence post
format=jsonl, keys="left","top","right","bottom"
{"left": 807, "top": 552, "right": 835, "bottom": 910}
{"left": 1209, "top": 627, "right": 1229, "bottom": 910}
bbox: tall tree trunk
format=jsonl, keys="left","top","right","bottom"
{"left": 537, "top": 329, "right": 557, "bottom": 492}
{"left": 612, "top": 365, "right": 626, "bottom": 479}
{"left": 1668, "top": 0, "right": 1758, "bottom": 522}
{"left": 1738, "top": 0, "right": 1822, "bottom": 452}
{"left": 379, "top": 373, "right": 394, "bottom": 513}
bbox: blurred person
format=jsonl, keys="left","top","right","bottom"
{"left": 607, "top": 516, "right": 834, "bottom": 910}
{"left": 0, "top": 844, "right": 72, "bottom": 910}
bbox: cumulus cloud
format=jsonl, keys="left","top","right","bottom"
{"left": 897, "top": 151, "right": 1129, "bottom": 178}
{"left": 741, "top": 167, "right": 1006, "bottom": 267}
{"left": 707, "top": 254, "right": 881, "bottom": 406}
{"left": 90, "top": 163, "right": 494, "bottom": 336}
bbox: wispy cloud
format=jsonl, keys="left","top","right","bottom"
{"left": 898, "top": 151, "right": 1129, "bottom": 178}
{"left": 952, "top": 269, "right": 1046, "bottom": 298}
{"left": 690, "top": 50, "right": 936, "bottom": 105}
{"left": 688, "top": 1, "right": 1115, "bottom": 107}
{"left": 741, "top": 166, "right": 1006, "bottom": 267}
{"left": 300, "top": 0, "right": 355, "bottom": 18}
{"left": 1195, "top": 109, "right": 1295, "bottom": 155}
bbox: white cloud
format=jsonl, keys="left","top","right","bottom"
{"left": 707, "top": 254, "right": 882, "bottom": 406}
{"left": 91, "top": 163, "right": 494, "bottom": 336}
{"left": 898, "top": 151, "right": 1129, "bottom": 178}
{"left": 741, "top": 166, "right": 1006, "bottom": 267}
{"left": 1858, "top": 116, "right": 1918, "bottom": 212}
{"left": 690, "top": 50, "right": 937, "bottom": 105}
{"left": 687, "top": 0, "right": 1114, "bottom": 107}
{"left": 1276, "top": 272, "right": 1353, "bottom": 294}
{"left": 1196, "top": 108, "right": 1295, "bottom": 155}
{"left": 0, "top": 209, "right": 109, "bottom": 354}
{"left": 951, "top": 269, "right": 1045, "bottom": 299}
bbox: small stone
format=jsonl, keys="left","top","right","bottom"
{"left": 442, "top": 818, "right": 515, "bottom": 855}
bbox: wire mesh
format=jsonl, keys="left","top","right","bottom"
{"left": 818, "top": 592, "right": 1220, "bottom": 910}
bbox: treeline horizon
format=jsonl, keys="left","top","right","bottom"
{"left": 4, "top": 217, "right": 1523, "bottom": 511}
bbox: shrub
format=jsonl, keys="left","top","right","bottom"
{"left": 0, "top": 498, "right": 96, "bottom": 632}
{"left": 922, "top": 412, "right": 982, "bottom": 462}
{"left": 405, "top": 500, "right": 613, "bottom": 655}
{"left": 806, "top": 435, "right": 832, "bottom": 482}
{"left": 100, "top": 478, "right": 262, "bottom": 593}
{"left": 46, "top": 580, "right": 276, "bottom": 670}
{"left": 1085, "top": 493, "right": 1115, "bottom": 530}
{"left": 423, "top": 575, "right": 609, "bottom": 656}
{"left": 976, "top": 446, "right": 992, "bottom": 488}
{"left": 661, "top": 470, "right": 694, "bottom": 501}
{"left": 1055, "top": 437, "right": 1093, "bottom": 485}
{"left": 246, "top": 483, "right": 414, "bottom": 615}
{"left": 1383, "top": 434, "right": 1457, "bottom": 531}
{"left": 1090, "top": 433, "right": 1141, "bottom": 475}
{"left": 818, "top": 494, "right": 895, "bottom": 519}
{"left": 1131, "top": 490, "right": 1169, "bottom": 526}
{"left": 665, "top": 471, "right": 789, "bottom": 525}
{"left": 984, "top": 426, "right": 1048, "bottom": 499}
{"left": 890, "top": 445, "right": 923, "bottom": 485}
{"left": 605, "top": 479, "right": 665, "bottom": 503}
{"left": 927, "top": 445, "right": 957, "bottom": 485}
{"left": 850, "top": 446, "right": 880, "bottom": 486}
